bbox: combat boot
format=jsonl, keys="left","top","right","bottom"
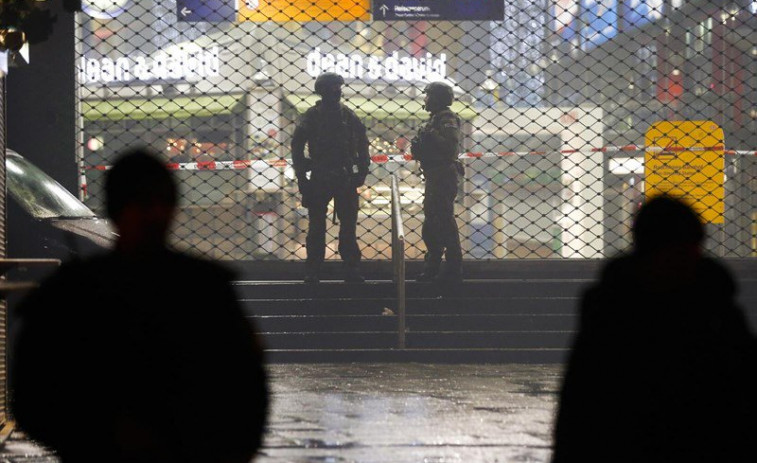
{"left": 304, "top": 262, "right": 320, "bottom": 284}
{"left": 435, "top": 263, "right": 462, "bottom": 284}
{"left": 415, "top": 270, "right": 438, "bottom": 282}
{"left": 416, "top": 255, "right": 441, "bottom": 282}
{"left": 343, "top": 264, "right": 365, "bottom": 283}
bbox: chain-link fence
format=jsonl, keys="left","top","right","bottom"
{"left": 76, "top": 0, "right": 757, "bottom": 261}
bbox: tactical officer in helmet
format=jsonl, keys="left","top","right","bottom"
{"left": 291, "top": 72, "right": 370, "bottom": 284}
{"left": 411, "top": 81, "right": 464, "bottom": 283}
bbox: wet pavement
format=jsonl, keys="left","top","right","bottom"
{"left": 1, "top": 363, "right": 564, "bottom": 463}
{"left": 259, "top": 364, "right": 562, "bottom": 463}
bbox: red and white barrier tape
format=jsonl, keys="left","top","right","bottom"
{"left": 84, "top": 144, "right": 757, "bottom": 172}
{"left": 455, "top": 144, "right": 739, "bottom": 159}
{"left": 79, "top": 144, "right": 756, "bottom": 194}
{"left": 87, "top": 159, "right": 289, "bottom": 171}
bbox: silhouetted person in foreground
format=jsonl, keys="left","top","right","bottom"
{"left": 10, "top": 148, "right": 268, "bottom": 463}
{"left": 552, "top": 195, "right": 757, "bottom": 463}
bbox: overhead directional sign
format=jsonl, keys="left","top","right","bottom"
{"left": 238, "top": 0, "right": 370, "bottom": 22}
{"left": 373, "top": 0, "right": 504, "bottom": 21}
{"left": 177, "top": 0, "right": 236, "bottom": 22}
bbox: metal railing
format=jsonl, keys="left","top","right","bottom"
{"left": 390, "top": 174, "right": 406, "bottom": 349}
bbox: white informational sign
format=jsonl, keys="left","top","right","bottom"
{"left": 373, "top": 0, "right": 504, "bottom": 21}
{"left": 0, "top": 51, "right": 8, "bottom": 77}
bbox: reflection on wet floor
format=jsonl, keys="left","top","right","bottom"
{"left": 2, "top": 363, "right": 563, "bottom": 463}
{"left": 258, "top": 364, "right": 562, "bottom": 463}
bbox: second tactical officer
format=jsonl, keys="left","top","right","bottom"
{"left": 411, "top": 82, "right": 464, "bottom": 283}
{"left": 291, "top": 72, "right": 370, "bottom": 284}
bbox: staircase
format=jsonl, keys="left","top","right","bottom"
{"left": 232, "top": 258, "right": 757, "bottom": 363}
{"left": 233, "top": 261, "right": 598, "bottom": 363}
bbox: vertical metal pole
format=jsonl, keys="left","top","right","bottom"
{"left": 0, "top": 75, "right": 7, "bottom": 425}
{"left": 397, "top": 236, "right": 405, "bottom": 349}
{"left": 391, "top": 174, "right": 406, "bottom": 349}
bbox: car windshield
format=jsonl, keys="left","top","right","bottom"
{"left": 6, "top": 154, "right": 95, "bottom": 219}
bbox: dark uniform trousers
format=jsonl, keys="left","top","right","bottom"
{"left": 306, "top": 171, "right": 361, "bottom": 270}
{"left": 422, "top": 163, "right": 462, "bottom": 270}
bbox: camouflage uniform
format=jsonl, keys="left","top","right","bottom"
{"left": 412, "top": 83, "right": 463, "bottom": 281}
{"left": 291, "top": 82, "right": 370, "bottom": 282}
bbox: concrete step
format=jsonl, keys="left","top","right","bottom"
{"left": 234, "top": 259, "right": 757, "bottom": 363}
{"left": 254, "top": 314, "right": 399, "bottom": 332}
{"left": 237, "top": 279, "right": 584, "bottom": 360}
{"left": 264, "top": 348, "right": 570, "bottom": 363}
{"left": 234, "top": 279, "right": 592, "bottom": 299}
{"left": 242, "top": 297, "right": 580, "bottom": 316}
{"left": 229, "top": 259, "right": 604, "bottom": 281}
{"left": 258, "top": 331, "right": 573, "bottom": 350}
{"left": 253, "top": 314, "right": 577, "bottom": 333}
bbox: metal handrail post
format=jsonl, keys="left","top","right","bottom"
{"left": 390, "top": 174, "right": 406, "bottom": 349}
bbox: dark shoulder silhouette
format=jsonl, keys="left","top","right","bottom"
{"left": 552, "top": 196, "right": 757, "bottom": 463}
{"left": 10, "top": 148, "right": 268, "bottom": 463}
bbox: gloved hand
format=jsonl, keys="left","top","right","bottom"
{"left": 350, "top": 172, "right": 368, "bottom": 189}
{"left": 454, "top": 160, "right": 465, "bottom": 177}
{"left": 410, "top": 134, "right": 424, "bottom": 161}
{"left": 297, "top": 178, "right": 312, "bottom": 209}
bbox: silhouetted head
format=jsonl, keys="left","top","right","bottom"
{"left": 423, "top": 81, "right": 454, "bottom": 113}
{"left": 106, "top": 147, "right": 178, "bottom": 253}
{"left": 632, "top": 195, "right": 705, "bottom": 256}
{"left": 314, "top": 72, "right": 344, "bottom": 106}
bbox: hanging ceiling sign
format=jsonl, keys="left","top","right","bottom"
{"left": 177, "top": 0, "right": 237, "bottom": 22}
{"left": 238, "top": 0, "right": 370, "bottom": 22}
{"left": 373, "top": 0, "right": 504, "bottom": 21}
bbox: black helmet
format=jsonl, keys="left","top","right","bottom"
{"left": 423, "top": 82, "right": 454, "bottom": 107}
{"left": 314, "top": 72, "right": 345, "bottom": 95}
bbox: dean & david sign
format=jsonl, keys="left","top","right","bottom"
{"left": 306, "top": 48, "right": 447, "bottom": 83}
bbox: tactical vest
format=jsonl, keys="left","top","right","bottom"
{"left": 309, "top": 104, "right": 359, "bottom": 171}
{"left": 419, "top": 108, "right": 461, "bottom": 169}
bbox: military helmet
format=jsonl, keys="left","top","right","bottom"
{"left": 314, "top": 72, "right": 345, "bottom": 95}
{"left": 423, "top": 82, "right": 454, "bottom": 107}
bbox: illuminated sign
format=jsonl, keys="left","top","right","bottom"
{"left": 622, "top": 0, "right": 664, "bottom": 29}
{"left": 554, "top": 0, "right": 667, "bottom": 48}
{"left": 554, "top": 0, "right": 579, "bottom": 41}
{"left": 373, "top": 0, "right": 504, "bottom": 21}
{"left": 79, "top": 47, "right": 220, "bottom": 84}
{"left": 83, "top": 0, "right": 131, "bottom": 19}
{"left": 177, "top": 0, "right": 237, "bottom": 22}
{"left": 305, "top": 48, "right": 447, "bottom": 82}
{"left": 581, "top": 0, "right": 618, "bottom": 50}
{"left": 237, "top": 0, "right": 370, "bottom": 22}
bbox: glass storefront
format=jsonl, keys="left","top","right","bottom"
{"left": 76, "top": 0, "right": 757, "bottom": 260}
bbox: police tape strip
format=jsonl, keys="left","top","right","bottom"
{"left": 84, "top": 145, "right": 756, "bottom": 172}
{"left": 457, "top": 145, "right": 736, "bottom": 159}
{"left": 87, "top": 159, "right": 289, "bottom": 171}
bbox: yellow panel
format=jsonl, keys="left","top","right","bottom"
{"left": 644, "top": 120, "right": 725, "bottom": 224}
{"left": 238, "top": 0, "right": 371, "bottom": 22}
